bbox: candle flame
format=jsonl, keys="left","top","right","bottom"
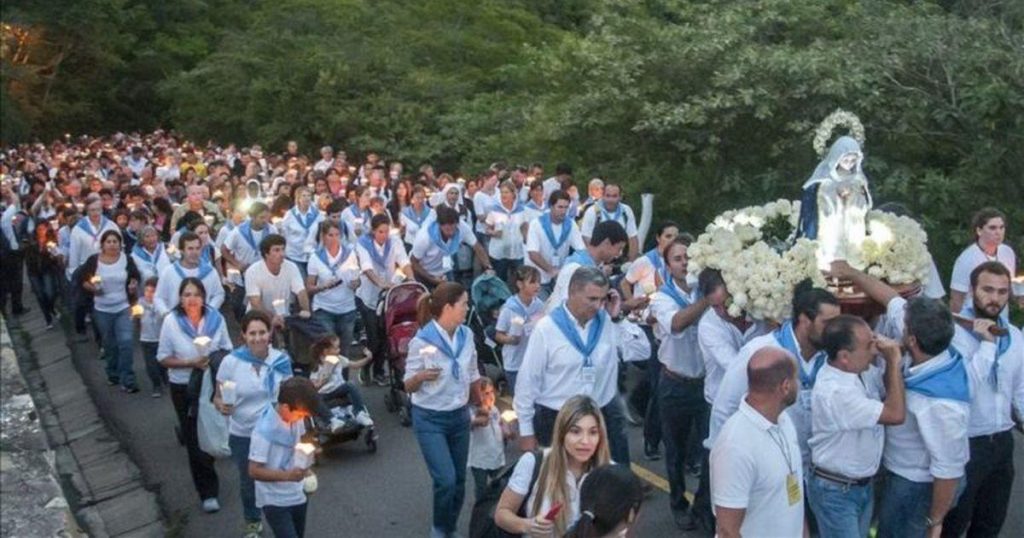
{"left": 501, "top": 410, "right": 518, "bottom": 423}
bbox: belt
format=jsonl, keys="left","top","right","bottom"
{"left": 662, "top": 368, "right": 703, "bottom": 385}
{"left": 970, "top": 429, "right": 1013, "bottom": 442}
{"left": 812, "top": 466, "right": 871, "bottom": 487}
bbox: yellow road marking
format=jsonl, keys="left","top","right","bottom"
{"left": 497, "top": 396, "right": 689, "bottom": 501}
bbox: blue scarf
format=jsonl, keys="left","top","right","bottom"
{"left": 402, "top": 205, "right": 431, "bottom": 227}
{"left": 173, "top": 260, "right": 214, "bottom": 281}
{"left": 427, "top": 221, "right": 461, "bottom": 256}
{"left": 174, "top": 306, "right": 224, "bottom": 341}
{"left": 231, "top": 346, "right": 293, "bottom": 397}
{"left": 348, "top": 204, "right": 371, "bottom": 224}
{"left": 539, "top": 212, "right": 571, "bottom": 251}
{"left": 132, "top": 243, "right": 164, "bottom": 269}
{"left": 238, "top": 220, "right": 264, "bottom": 252}
{"left": 550, "top": 304, "right": 606, "bottom": 367}
{"left": 358, "top": 234, "right": 392, "bottom": 272}
{"left": 526, "top": 200, "right": 545, "bottom": 212}
{"left": 504, "top": 294, "right": 540, "bottom": 319}
{"left": 566, "top": 249, "right": 596, "bottom": 268}
{"left": 660, "top": 278, "right": 692, "bottom": 309}
{"left": 290, "top": 205, "right": 320, "bottom": 234}
{"left": 773, "top": 321, "right": 826, "bottom": 389}
{"left": 415, "top": 321, "right": 469, "bottom": 381}
{"left": 490, "top": 200, "right": 524, "bottom": 217}
{"left": 253, "top": 405, "right": 300, "bottom": 449}
{"left": 200, "top": 244, "right": 215, "bottom": 265}
{"left": 597, "top": 201, "right": 623, "bottom": 223}
{"left": 316, "top": 244, "right": 352, "bottom": 276}
{"left": 76, "top": 216, "right": 111, "bottom": 242}
{"left": 904, "top": 348, "right": 971, "bottom": 403}
{"left": 644, "top": 248, "right": 665, "bottom": 275}
{"left": 961, "top": 305, "right": 1012, "bottom": 388}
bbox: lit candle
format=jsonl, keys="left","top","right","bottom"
{"left": 271, "top": 216, "right": 283, "bottom": 225}
{"left": 193, "top": 335, "right": 211, "bottom": 351}
{"left": 227, "top": 268, "right": 241, "bottom": 278}
{"left": 1012, "top": 274, "right": 1024, "bottom": 296}
{"left": 220, "top": 381, "right": 237, "bottom": 405}
{"left": 642, "top": 283, "right": 657, "bottom": 296}
{"left": 501, "top": 410, "right": 518, "bottom": 423}
{"left": 303, "top": 473, "right": 318, "bottom": 494}
{"left": 421, "top": 345, "right": 439, "bottom": 375}
{"left": 166, "top": 244, "right": 178, "bottom": 256}
{"left": 90, "top": 275, "right": 102, "bottom": 285}
{"left": 294, "top": 442, "right": 316, "bottom": 470}
{"left": 272, "top": 299, "right": 287, "bottom": 315}
{"left": 130, "top": 304, "right": 145, "bottom": 317}
{"left": 324, "top": 355, "right": 340, "bottom": 365}
{"left": 203, "top": 215, "right": 215, "bottom": 226}
{"left": 46, "top": 241, "right": 57, "bottom": 250}
{"left": 510, "top": 316, "right": 525, "bottom": 336}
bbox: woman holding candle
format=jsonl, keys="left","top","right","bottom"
{"left": 403, "top": 282, "right": 483, "bottom": 538}
{"left": 357, "top": 214, "right": 413, "bottom": 385}
{"left": 306, "top": 221, "right": 361, "bottom": 361}
{"left": 79, "top": 229, "right": 142, "bottom": 392}
{"left": 280, "top": 186, "right": 323, "bottom": 279}
{"left": 485, "top": 180, "right": 527, "bottom": 284}
{"left": 156, "top": 277, "right": 233, "bottom": 513}
{"left": 216, "top": 310, "right": 294, "bottom": 538}
{"left": 400, "top": 185, "right": 434, "bottom": 251}
{"left": 24, "top": 219, "right": 62, "bottom": 329}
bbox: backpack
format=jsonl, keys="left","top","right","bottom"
{"left": 468, "top": 449, "right": 544, "bottom": 538}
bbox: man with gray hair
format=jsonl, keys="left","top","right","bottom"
{"left": 514, "top": 265, "right": 632, "bottom": 463}
{"left": 830, "top": 260, "right": 971, "bottom": 538}
{"left": 314, "top": 146, "right": 335, "bottom": 173}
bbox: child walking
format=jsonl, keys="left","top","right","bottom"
{"left": 469, "top": 378, "right": 511, "bottom": 499}
{"left": 138, "top": 277, "right": 167, "bottom": 398}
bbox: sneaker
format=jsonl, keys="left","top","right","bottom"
{"left": 373, "top": 374, "right": 389, "bottom": 387}
{"left": 201, "top": 498, "right": 220, "bottom": 513}
{"left": 106, "top": 378, "right": 118, "bottom": 386}
{"left": 122, "top": 386, "right": 140, "bottom": 394}
{"left": 46, "top": 322, "right": 54, "bottom": 330}
{"left": 151, "top": 389, "right": 162, "bottom": 398}
{"left": 329, "top": 417, "right": 347, "bottom": 434}
{"left": 644, "top": 441, "right": 661, "bottom": 461}
{"left": 242, "top": 521, "right": 263, "bottom": 538}
{"left": 354, "top": 411, "right": 374, "bottom": 427}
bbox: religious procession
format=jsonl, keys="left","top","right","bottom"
{"left": 0, "top": 105, "right": 1020, "bottom": 538}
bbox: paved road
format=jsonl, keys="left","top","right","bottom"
{"left": 50, "top": 316, "right": 1024, "bottom": 537}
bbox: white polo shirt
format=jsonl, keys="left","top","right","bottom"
{"left": 156, "top": 311, "right": 234, "bottom": 385}
{"left": 410, "top": 221, "right": 476, "bottom": 279}
{"left": 224, "top": 222, "right": 279, "bottom": 285}
{"left": 524, "top": 217, "right": 586, "bottom": 284}
{"left": 130, "top": 244, "right": 171, "bottom": 283}
{"left": 216, "top": 348, "right": 293, "bottom": 437}
{"left": 484, "top": 205, "right": 527, "bottom": 261}
{"left": 699, "top": 310, "right": 771, "bottom": 404}
{"left": 711, "top": 399, "right": 804, "bottom": 538}
{"left": 307, "top": 246, "right": 360, "bottom": 314}
{"left": 650, "top": 281, "right": 704, "bottom": 378}
{"left": 579, "top": 202, "right": 638, "bottom": 240}
{"left": 279, "top": 206, "right": 323, "bottom": 263}
{"left": 513, "top": 308, "right": 619, "bottom": 437}
{"left": 244, "top": 260, "right": 305, "bottom": 313}
{"left": 950, "top": 322, "right": 1024, "bottom": 437}
{"left": 249, "top": 415, "right": 307, "bottom": 508}
{"left": 340, "top": 205, "right": 372, "bottom": 244}
{"left": 356, "top": 236, "right": 410, "bottom": 307}
{"left": 402, "top": 322, "right": 481, "bottom": 412}
{"left": 809, "top": 363, "right": 885, "bottom": 478}
{"left": 495, "top": 295, "right": 546, "bottom": 373}
{"left": 472, "top": 190, "right": 498, "bottom": 234}
{"left": 882, "top": 350, "right": 971, "bottom": 483}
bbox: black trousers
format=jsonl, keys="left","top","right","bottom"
{"left": 942, "top": 430, "right": 1015, "bottom": 537}
{"left": 170, "top": 383, "right": 220, "bottom": 501}
{"left": 0, "top": 250, "right": 26, "bottom": 313}
{"left": 658, "top": 371, "right": 707, "bottom": 513}
{"left": 356, "top": 298, "right": 386, "bottom": 377}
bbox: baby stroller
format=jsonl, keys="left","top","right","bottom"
{"left": 305, "top": 386, "right": 379, "bottom": 460}
{"left": 380, "top": 281, "right": 429, "bottom": 427}
{"left": 468, "top": 273, "right": 512, "bottom": 393}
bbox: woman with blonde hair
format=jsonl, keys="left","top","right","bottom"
{"left": 495, "top": 395, "right": 612, "bottom": 536}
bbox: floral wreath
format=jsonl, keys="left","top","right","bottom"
{"left": 813, "top": 109, "right": 866, "bottom": 157}
{"left": 687, "top": 200, "right": 930, "bottom": 321}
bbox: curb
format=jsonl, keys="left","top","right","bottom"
{"left": 6, "top": 309, "right": 165, "bottom": 537}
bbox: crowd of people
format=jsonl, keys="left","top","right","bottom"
{"left": 0, "top": 130, "right": 1020, "bottom": 538}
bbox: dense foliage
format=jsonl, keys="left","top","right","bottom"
{"left": 3, "top": 0, "right": 1022, "bottom": 271}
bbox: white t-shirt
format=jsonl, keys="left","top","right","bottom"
{"left": 485, "top": 207, "right": 527, "bottom": 261}
{"left": 356, "top": 237, "right": 410, "bottom": 307}
{"left": 950, "top": 243, "right": 1016, "bottom": 319}
{"left": 402, "top": 322, "right": 482, "bottom": 411}
{"left": 249, "top": 416, "right": 307, "bottom": 508}
{"left": 310, "top": 356, "right": 350, "bottom": 394}
{"left": 524, "top": 217, "right": 585, "bottom": 284}
{"left": 650, "top": 281, "right": 704, "bottom": 378}
{"left": 280, "top": 206, "right": 323, "bottom": 263}
{"left": 130, "top": 244, "right": 171, "bottom": 284}
{"left": 698, "top": 310, "right": 770, "bottom": 404}
{"left": 216, "top": 348, "right": 292, "bottom": 437}
{"left": 93, "top": 254, "right": 130, "bottom": 313}
{"left": 224, "top": 223, "right": 278, "bottom": 285}
{"left": 507, "top": 450, "right": 589, "bottom": 528}
{"left": 157, "top": 311, "right": 234, "bottom": 385}
{"left": 400, "top": 206, "right": 434, "bottom": 245}
{"left": 468, "top": 406, "right": 505, "bottom": 470}
{"left": 472, "top": 190, "right": 498, "bottom": 234}
{"left": 623, "top": 251, "right": 663, "bottom": 298}
{"left": 579, "top": 202, "right": 638, "bottom": 240}
{"left": 410, "top": 221, "right": 477, "bottom": 279}
{"left": 711, "top": 400, "right": 804, "bottom": 538}
{"left": 495, "top": 295, "right": 546, "bottom": 373}
{"left": 307, "top": 247, "right": 360, "bottom": 314}
{"left": 809, "top": 363, "right": 885, "bottom": 479}
{"left": 244, "top": 260, "right": 305, "bottom": 314}
{"left": 138, "top": 297, "right": 161, "bottom": 342}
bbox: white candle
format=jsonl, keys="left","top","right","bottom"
{"left": 166, "top": 244, "right": 178, "bottom": 257}
{"left": 130, "top": 304, "right": 145, "bottom": 317}
{"left": 501, "top": 410, "right": 518, "bottom": 423}
{"left": 324, "top": 355, "right": 340, "bottom": 365}
{"left": 203, "top": 215, "right": 215, "bottom": 226}
{"left": 220, "top": 381, "right": 237, "bottom": 405}
{"left": 294, "top": 442, "right": 315, "bottom": 469}
{"left": 272, "top": 299, "right": 287, "bottom": 316}
{"left": 303, "top": 473, "right": 318, "bottom": 494}
{"left": 227, "top": 268, "right": 241, "bottom": 278}
{"left": 193, "top": 335, "right": 211, "bottom": 352}
{"left": 90, "top": 275, "right": 102, "bottom": 285}
{"left": 421, "top": 345, "right": 439, "bottom": 373}
{"left": 642, "top": 283, "right": 657, "bottom": 296}
{"left": 1012, "top": 275, "right": 1024, "bottom": 296}
{"left": 510, "top": 316, "right": 525, "bottom": 336}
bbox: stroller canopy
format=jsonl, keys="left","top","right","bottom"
{"left": 470, "top": 273, "right": 512, "bottom": 318}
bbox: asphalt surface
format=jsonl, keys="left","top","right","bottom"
{"left": 58, "top": 320, "right": 1024, "bottom": 537}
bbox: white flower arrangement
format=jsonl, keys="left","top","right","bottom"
{"left": 813, "top": 109, "right": 866, "bottom": 157}
{"left": 688, "top": 200, "right": 929, "bottom": 321}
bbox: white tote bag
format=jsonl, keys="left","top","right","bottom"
{"left": 197, "top": 370, "right": 231, "bottom": 458}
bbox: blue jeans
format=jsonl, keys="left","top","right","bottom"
{"left": 878, "top": 471, "right": 964, "bottom": 538}
{"left": 229, "top": 434, "right": 261, "bottom": 523}
{"left": 504, "top": 370, "right": 517, "bottom": 397}
{"left": 93, "top": 308, "right": 136, "bottom": 388}
{"left": 412, "top": 405, "right": 470, "bottom": 534}
{"left": 140, "top": 341, "right": 167, "bottom": 391}
{"left": 807, "top": 473, "right": 873, "bottom": 538}
{"left": 313, "top": 309, "right": 357, "bottom": 357}
{"left": 28, "top": 271, "right": 58, "bottom": 324}
{"left": 263, "top": 502, "right": 307, "bottom": 538}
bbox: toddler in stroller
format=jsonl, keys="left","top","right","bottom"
{"left": 308, "top": 335, "right": 375, "bottom": 436}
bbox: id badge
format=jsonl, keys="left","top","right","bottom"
{"left": 798, "top": 389, "right": 812, "bottom": 412}
{"left": 551, "top": 254, "right": 562, "bottom": 267}
{"left": 786, "top": 473, "right": 801, "bottom": 506}
{"left": 442, "top": 256, "right": 454, "bottom": 272}
{"left": 579, "top": 365, "right": 597, "bottom": 393}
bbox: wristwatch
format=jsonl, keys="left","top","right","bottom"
{"left": 924, "top": 516, "right": 940, "bottom": 528}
